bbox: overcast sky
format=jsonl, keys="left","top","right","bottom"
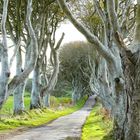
{"left": 56, "top": 21, "right": 86, "bottom": 45}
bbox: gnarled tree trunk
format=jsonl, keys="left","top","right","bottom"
{"left": 13, "top": 46, "right": 25, "bottom": 114}
{"left": 113, "top": 3, "right": 140, "bottom": 139}
{"left": 124, "top": 53, "right": 140, "bottom": 139}
{"left": 13, "top": 83, "right": 25, "bottom": 114}
{"left": 44, "top": 93, "right": 50, "bottom": 107}
{"left": 42, "top": 33, "right": 64, "bottom": 107}
{"left": 72, "top": 76, "right": 83, "bottom": 104}
{"left": 113, "top": 51, "right": 140, "bottom": 140}
{"left": 30, "top": 61, "right": 41, "bottom": 109}
{"left": 0, "top": 0, "right": 9, "bottom": 109}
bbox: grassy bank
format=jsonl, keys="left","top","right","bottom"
{"left": 82, "top": 104, "right": 113, "bottom": 140}
{"left": 0, "top": 95, "right": 87, "bottom": 132}
{"left": 0, "top": 96, "right": 30, "bottom": 115}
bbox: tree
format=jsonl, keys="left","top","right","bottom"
{"left": 68, "top": 0, "right": 102, "bottom": 35}
{"left": 41, "top": 32, "right": 65, "bottom": 107}
{"left": 30, "top": 1, "right": 65, "bottom": 109}
{"left": 0, "top": 0, "right": 38, "bottom": 112}
{"left": 59, "top": 41, "right": 92, "bottom": 103}
{"left": 57, "top": 0, "right": 140, "bottom": 139}
{"left": 0, "top": 0, "right": 65, "bottom": 112}
{"left": 0, "top": 0, "right": 10, "bottom": 108}
{"left": 6, "top": 0, "right": 30, "bottom": 114}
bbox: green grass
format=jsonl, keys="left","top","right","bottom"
{"left": 0, "top": 93, "right": 72, "bottom": 115}
{"left": 82, "top": 104, "right": 113, "bottom": 140}
{"left": 0, "top": 95, "right": 30, "bottom": 115}
{"left": 0, "top": 95, "right": 87, "bottom": 132}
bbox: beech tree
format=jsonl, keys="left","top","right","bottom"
{"left": 6, "top": 0, "right": 31, "bottom": 114}
{"left": 0, "top": 0, "right": 38, "bottom": 112}
{"left": 0, "top": 0, "right": 65, "bottom": 113}
{"left": 30, "top": 0, "right": 52, "bottom": 109}
{"left": 41, "top": 31, "right": 65, "bottom": 107}
{"left": 0, "top": 1, "right": 38, "bottom": 107}
{"left": 57, "top": 0, "right": 140, "bottom": 139}
{"left": 30, "top": 2, "right": 65, "bottom": 109}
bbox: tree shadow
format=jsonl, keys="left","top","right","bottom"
{"left": 101, "top": 130, "right": 114, "bottom": 140}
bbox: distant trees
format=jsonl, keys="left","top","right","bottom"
{"left": 57, "top": 0, "right": 139, "bottom": 139}
{"left": 59, "top": 41, "right": 92, "bottom": 103}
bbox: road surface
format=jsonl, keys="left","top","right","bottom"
{"left": 5, "top": 96, "right": 95, "bottom": 140}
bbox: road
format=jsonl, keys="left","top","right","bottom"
{"left": 5, "top": 96, "right": 95, "bottom": 140}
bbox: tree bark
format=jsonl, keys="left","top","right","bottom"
{"left": 30, "top": 61, "right": 41, "bottom": 109}
{"left": 13, "top": 83, "right": 25, "bottom": 114}
{"left": 113, "top": 3, "right": 140, "bottom": 139}
{"left": 113, "top": 50, "right": 140, "bottom": 140}
{"left": 41, "top": 33, "right": 64, "bottom": 107}
{"left": 44, "top": 94, "right": 50, "bottom": 107}
{"left": 5, "top": 0, "right": 38, "bottom": 105}
{"left": 13, "top": 46, "right": 25, "bottom": 114}
{"left": 72, "top": 77, "right": 82, "bottom": 104}
{"left": 0, "top": 0, "right": 9, "bottom": 109}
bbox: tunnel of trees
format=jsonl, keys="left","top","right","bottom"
{"left": 0, "top": 0, "right": 140, "bottom": 140}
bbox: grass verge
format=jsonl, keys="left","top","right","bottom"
{"left": 0, "top": 96, "right": 87, "bottom": 132}
{"left": 82, "top": 104, "right": 113, "bottom": 140}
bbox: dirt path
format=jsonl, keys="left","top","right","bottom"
{"left": 5, "top": 96, "right": 95, "bottom": 140}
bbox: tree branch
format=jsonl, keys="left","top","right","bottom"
{"left": 107, "top": 0, "right": 128, "bottom": 51}
{"left": 57, "top": 0, "right": 115, "bottom": 64}
{"left": 107, "top": 0, "right": 120, "bottom": 33}
{"left": 9, "top": 39, "right": 21, "bottom": 68}
{"left": 8, "top": 0, "right": 38, "bottom": 95}
{"left": 93, "top": 0, "right": 108, "bottom": 46}
{"left": 41, "top": 32, "right": 65, "bottom": 95}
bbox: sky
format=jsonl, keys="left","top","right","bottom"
{"left": 56, "top": 21, "right": 86, "bottom": 45}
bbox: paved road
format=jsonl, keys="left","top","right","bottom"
{"left": 6, "top": 96, "right": 95, "bottom": 140}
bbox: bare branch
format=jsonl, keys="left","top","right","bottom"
{"left": 9, "top": 39, "right": 21, "bottom": 68}
{"left": 55, "top": 32, "right": 65, "bottom": 50}
{"left": 93, "top": 0, "right": 108, "bottom": 46}
{"left": 41, "top": 32, "right": 65, "bottom": 95}
{"left": 107, "top": 0, "right": 120, "bottom": 33}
